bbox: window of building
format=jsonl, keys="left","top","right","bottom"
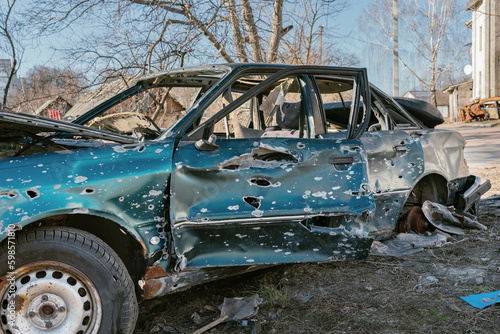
{"left": 479, "top": 71, "right": 482, "bottom": 97}
{"left": 479, "top": 26, "right": 482, "bottom": 52}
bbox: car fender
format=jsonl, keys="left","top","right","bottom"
{"left": 0, "top": 139, "right": 176, "bottom": 257}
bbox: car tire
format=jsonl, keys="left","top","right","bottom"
{"left": 0, "top": 226, "right": 138, "bottom": 334}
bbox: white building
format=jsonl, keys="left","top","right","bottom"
{"left": 467, "top": 0, "right": 500, "bottom": 99}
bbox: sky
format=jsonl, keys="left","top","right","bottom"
{"left": 16, "top": 0, "right": 472, "bottom": 95}
{"left": 18, "top": 1, "right": 370, "bottom": 72}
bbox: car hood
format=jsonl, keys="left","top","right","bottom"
{"left": 0, "top": 111, "right": 136, "bottom": 144}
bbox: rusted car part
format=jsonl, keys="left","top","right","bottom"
{"left": 0, "top": 64, "right": 491, "bottom": 333}
{"left": 143, "top": 266, "right": 269, "bottom": 300}
{"left": 144, "top": 264, "right": 167, "bottom": 280}
{"left": 396, "top": 199, "right": 488, "bottom": 236}
{"left": 398, "top": 206, "right": 431, "bottom": 233}
{"left": 457, "top": 97, "right": 500, "bottom": 122}
{"left": 459, "top": 105, "right": 487, "bottom": 122}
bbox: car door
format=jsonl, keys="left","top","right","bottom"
{"left": 169, "top": 67, "right": 375, "bottom": 269}
{"left": 360, "top": 89, "right": 425, "bottom": 239}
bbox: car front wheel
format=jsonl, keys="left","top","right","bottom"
{"left": 0, "top": 226, "right": 138, "bottom": 333}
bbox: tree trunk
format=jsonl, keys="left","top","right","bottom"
{"left": 240, "top": 0, "right": 263, "bottom": 62}
{"left": 223, "top": 0, "right": 248, "bottom": 62}
{"left": 430, "top": 88, "right": 437, "bottom": 107}
{"left": 268, "top": 0, "right": 284, "bottom": 63}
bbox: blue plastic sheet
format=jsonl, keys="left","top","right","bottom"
{"left": 461, "top": 291, "right": 500, "bottom": 309}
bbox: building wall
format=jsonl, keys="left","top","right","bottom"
{"left": 471, "top": 0, "right": 500, "bottom": 99}
{"left": 446, "top": 81, "right": 473, "bottom": 122}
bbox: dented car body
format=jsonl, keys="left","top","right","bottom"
{"left": 0, "top": 64, "right": 490, "bottom": 333}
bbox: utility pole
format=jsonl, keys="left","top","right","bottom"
{"left": 393, "top": 0, "right": 399, "bottom": 97}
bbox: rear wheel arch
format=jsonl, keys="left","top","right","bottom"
{"left": 394, "top": 173, "right": 450, "bottom": 234}
{"left": 406, "top": 173, "right": 450, "bottom": 206}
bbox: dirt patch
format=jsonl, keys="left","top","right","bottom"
{"left": 470, "top": 163, "right": 500, "bottom": 195}
{"left": 135, "top": 167, "right": 500, "bottom": 334}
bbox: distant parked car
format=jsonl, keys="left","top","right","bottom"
{"left": 0, "top": 64, "right": 490, "bottom": 333}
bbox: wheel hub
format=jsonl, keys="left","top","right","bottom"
{"left": 0, "top": 262, "right": 102, "bottom": 334}
{"left": 28, "top": 293, "right": 67, "bottom": 329}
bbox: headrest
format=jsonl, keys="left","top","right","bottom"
{"left": 276, "top": 101, "right": 301, "bottom": 129}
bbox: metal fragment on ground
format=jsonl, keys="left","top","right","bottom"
{"left": 219, "top": 294, "right": 263, "bottom": 321}
{"left": 370, "top": 230, "right": 450, "bottom": 257}
{"left": 422, "top": 200, "right": 486, "bottom": 235}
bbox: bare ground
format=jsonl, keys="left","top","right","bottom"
{"left": 135, "top": 164, "right": 500, "bottom": 334}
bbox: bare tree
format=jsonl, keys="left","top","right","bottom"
{"left": 9, "top": 66, "right": 85, "bottom": 113}
{"left": 29, "top": 1, "right": 353, "bottom": 73}
{"left": 18, "top": 0, "right": 351, "bottom": 116}
{"left": 362, "top": 0, "right": 467, "bottom": 105}
{"left": 30, "top": 1, "right": 292, "bottom": 68}
{"left": 0, "top": 0, "right": 24, "bottom": 108}
{"left": 278, "top": 0, "right": 356, "bottom": 66}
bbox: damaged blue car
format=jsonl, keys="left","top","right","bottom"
{"left": 0, "top": 64, "right": 491, "bottom": 333}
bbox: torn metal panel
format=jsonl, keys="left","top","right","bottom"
{"left": 370, "top": 230, "right": 450, "bottom": 257}
{"left": 369, "top": 191, "right": 409, "bottom": 240}
{"left": 170, "top": 136, "right": 374, "bottom": 268}
{"left": 172, "top": 220, "right": 372, "bottom": 268}
{"left": 220, "top": 294, "right": 263, "bottom": 321}
{"left": 171, "top": 138, "right": 373, "bottom": 224}
{"left": 142, "top": 265, "right": 271, "bottom": 299}
{"left": 422, "top": 200, "right": 487, "bottom": 234}
{"left": 457, "top": 175, "right": 491, "bottom": 213}
{"left": 0, "top": 139, "right": 175, "bottom": 259}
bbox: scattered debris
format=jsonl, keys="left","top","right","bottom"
{"left": 422, "top": 200, "right": 487, "bottom": 234}
{"left": 461, "top": 290, "right": 500, "bottom": 309}
{"left": 370, "top": 230, "right": 450, "bottom": 256}
{"left": 374, "top": 200, "right": 488, "bottom": 256}
{"left": 303, "top": 295, "right": 313, "bottom": 303}
{"left": 191, "top": 311, "right": 202, "bottom": 325}
{"left": 192, "top": 294, "right": 263, "bottom": 334}
{"left": 226, "top": 319, "right": 261, "bottom": 334}
{"left": 219, "top": 294, "right": 263, "bottom": 321}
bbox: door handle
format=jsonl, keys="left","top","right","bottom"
{"left": 393, "top": 145, "right": 407, "bottom": 152}
{"left": 329, "top": 155, "right": 360, "bottom": 165}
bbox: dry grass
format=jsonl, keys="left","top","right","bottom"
{"left": 135, "top": 166, "right": 500, "bottom": 334}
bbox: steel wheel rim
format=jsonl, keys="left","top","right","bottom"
{"left": 0, "top": 261, "right": 102, "bottom": 334}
